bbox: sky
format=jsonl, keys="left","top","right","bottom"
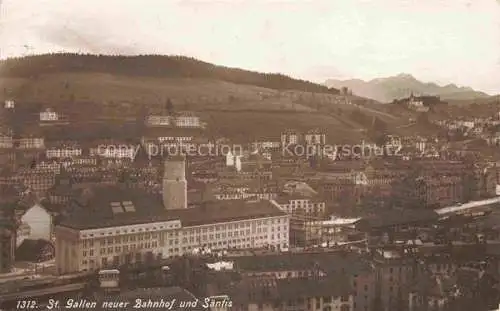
{"left": 1, "top": 0, "right": 500, "bottom": 94}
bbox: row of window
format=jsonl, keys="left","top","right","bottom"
{"left": 181, "top": 233, "right": 287, "bottom": 244}
{"left": 93, "top": 241, "right": 159, "bottom": 256}
{"left": 80, "top": 218, "right": 287, "bottom": 240}
{"left": 83, "top": 240, "right": 291, "bottom": 262}
{"left": 82, "top": 235, "right": 289, "bottom": 258}
{"left": 81, "top": 223, "right": 180, "bottom": 239}
{"left": 286, "top": 201, "right": 325, "bottom": 206}
{"left": 82, "top": 228, "right": 288, "bottom": 249}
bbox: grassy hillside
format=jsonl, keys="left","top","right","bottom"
{"left": 0, "top": 54, "right": 425, "bottom": 143}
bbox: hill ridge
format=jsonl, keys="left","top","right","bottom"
{"left": 0, "top": 53, "right": 340, "bottom": 95}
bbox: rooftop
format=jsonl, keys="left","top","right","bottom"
{"left": 359, "top": 208, "right": 439, "bottom": 229}
{"left": 274, "top": 192, "right": 323, "bottom": 203}
{"left": 436, "top": 197, "right": 500, "bottom": 215}
{"left": 276, "top": 275, "right": 351, "bottom": 299}
{"left": 59, "top": 185, "right": 176, "bottom": 230}
{"left": 233, "top": 251, "right": 372, "bottom": 275}
{"left": 170, "top": 200, "right": 287, "bottom": 227}
{"left": 59, "top": 185, "right": 286, "bottom": 230}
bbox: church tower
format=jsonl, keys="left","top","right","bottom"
{"left": 163, "top": 155, "right": 187, "bottom": 210}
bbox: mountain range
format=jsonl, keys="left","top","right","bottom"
{"left": 325, "top": 74, "right": 491, "bottom": 103}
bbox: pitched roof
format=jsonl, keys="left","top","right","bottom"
{"left": 59, "top": 185, "right": 174, "bottom": 230}
{"left": 59, "top": 185, "right": 286, "bottom": 230}
{"left": 15, "top": 239, "right": 54, "bottom": 262}
{"left": 169, "top": 200, "right": 287, "bottom": 227}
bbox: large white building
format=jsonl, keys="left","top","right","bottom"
{"left": 271, "top": 194, "right": 326, "bottom": 247}
{"left": 46, "top": 147, "right": 83, "bottom": 159}
{"left": 54, "top": 156, "right": 289, "bottom": 274}
{"left": 146, "top": 115, "right": 172, "bottom": 127}
{"left": 174, "top": 113, "right": 202, "bottom": 128}
{"left": 4, "top": 100, "right": 15, "bottom": 109}
{"left": 17, "top": 137, "right": 44, "bottom": 149}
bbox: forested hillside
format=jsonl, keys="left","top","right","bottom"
{"left": 0, "top": 54, "right": 340, "bottom": 95}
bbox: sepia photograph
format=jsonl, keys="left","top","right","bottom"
{"left": 1, "top": 0, "right": 500, "bottom": 310}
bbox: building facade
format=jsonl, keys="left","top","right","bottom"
{"left": 54, "top": 157, "right": 289, "bottom": 274}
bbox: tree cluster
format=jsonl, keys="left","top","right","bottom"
{"left": 390, "top": 166, "right": 427, "bottom": 209}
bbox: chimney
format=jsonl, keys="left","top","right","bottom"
{"left": 163, "top": 155, "right": 187, "bottom": 210}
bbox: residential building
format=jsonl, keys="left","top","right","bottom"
{"left": 146, "top": 115, "right": 172, "bottom": 127}
{"left": 173, "top": 112, "right": 202, "bottom": 128}
{"left": 227, "top": 275, "right": 354, "bottom": 311}
{"left": 420, "top": 176, "right": 463, "bottom": 208}
{"left": 17, "top": 172, "right": 56, "bottom": 196}
{"left": 4, "top": 100, "right": 14, "bottom": 109}
{"left": 46, "top": 142, "right": 83, "bottom": 159}
{"left": 304, "top": 128, "right": 327, "bottom": 146}
{"left": 89, "top": 141, "right": 136, "bottom": 160}
{"left": 231, "top": 251, "right": 372, "bottom": 311}
{"left": 315, "top": 216, "right": 363, "bottom": 245}
{"left": 251, "top": 140, "right": 281, "bottom": 151}
{"left": 141, "top": 128, "right": 205, "bottom": 153}
{"left": 373, "top": 248, "right": 422, "bottom": 311}
{"left": 15, "top": 203, "right": 53, "bottom": 247}
{"left": 39, "top": 108, "right": 59, "bottom": 121}
{"left": 0, "top": 135, "right": 13, "bottom": 149}
{"left": 281, "top": 129, "right": 301, "bottom": 147}
{"left": 271, "top": 194, "right": 327, "bottom": 247}
{"left": 146, "top": 112, "right": 203, "bottom": 128}
{"left": 17, "top": 136, "right": 44, "bottom": 149}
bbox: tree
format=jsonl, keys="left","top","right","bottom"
{"left": 390, "top": 165, "right": 426, "bottom": 209}
{"left": 372, "top": 117, "right": 388, "bottom": 133}
{"left": 341, "top": 86, "right": 349, "bottom": 95}
{"left": 165, "top": 98, "right": 174, "bottom": 115}
{"left": 462, "top": 156, "right": 478, "bottom": 202}
{"left": 416, "top": 112, "right": 429, "bottom": 124}
{"left": 373, "top": 133, "right": 388, "bottom": 147}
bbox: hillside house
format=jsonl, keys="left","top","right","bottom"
{"left": 4, "top": 100, "right": 15, "bottom": 109}
{"left": 39, "top": 108, "right": 59, "bottom": 121}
